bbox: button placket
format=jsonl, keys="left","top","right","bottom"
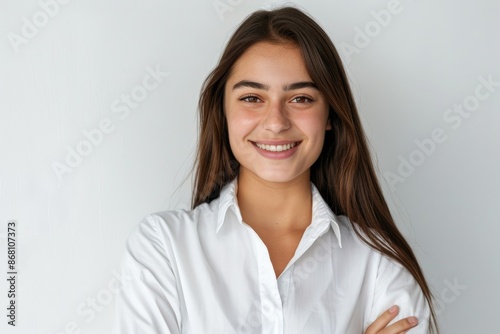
{"left": 244, "top": 224, "right": 284, "bottom": 333}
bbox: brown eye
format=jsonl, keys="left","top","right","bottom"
{"left": 291, "top": 96, "right": 314, "bottom": 104}
{"left": 240, "top": 95, "right": 261, "bottom": 103}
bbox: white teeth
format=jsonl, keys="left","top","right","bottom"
{"left": 255, "top": 142, "right": 297, "bottom": 152}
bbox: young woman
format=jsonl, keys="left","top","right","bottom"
{"left": 113, "top": 6, "right": 439, "bottom": 334}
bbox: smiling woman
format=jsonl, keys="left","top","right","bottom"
{"left": 113, "top": 6, "right": 439, "bottom": 334}
{"left": 225, "top": 42, "right": 331, "bottom": 186}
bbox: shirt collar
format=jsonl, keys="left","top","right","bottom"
{"left": 216, "top": 177, "right": 243, "bottom": 233}
{"left": 215, "top": 177, "right": 342, "bottom": 248}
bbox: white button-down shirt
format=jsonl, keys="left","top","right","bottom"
{"left": 113, "top": 178, "right": 430, "bottom": 333}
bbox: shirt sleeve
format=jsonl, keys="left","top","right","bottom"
{"left": 112, "top": 215, "right": 181, "bottom": 334}
{"left": 366, "top": 254, "right": 432, "bottom": 334}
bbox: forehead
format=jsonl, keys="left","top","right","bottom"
{"left": 228, "top": 41, "right": 312, "bottom": 83}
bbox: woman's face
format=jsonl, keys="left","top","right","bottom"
{"left": 224, "top": 41, "right": 331, "bottom": 184}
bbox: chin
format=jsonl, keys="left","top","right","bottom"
{"left": 253, "top": 170, "right": 305, "bottom": 184}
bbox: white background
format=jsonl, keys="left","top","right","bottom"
{"left": 1, "top": 0, "right": 499, "bottom": 333}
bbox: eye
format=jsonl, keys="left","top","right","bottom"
{"left": 291, "top": 96, "right": 314, "bottom": 104}
{"left": 239, "top": 95, "right": 262, "bottom": 103}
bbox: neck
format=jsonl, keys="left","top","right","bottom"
{"left": 236, "top": 169, "right": 313, "bottom": 232}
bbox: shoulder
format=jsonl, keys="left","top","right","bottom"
{"left": 152, "top": 199, "right": 220, "bottom": 238}
{"left": 123, "top": 199, "right": 220, "bottom": 269}
{"left": 334, "top": 215, "right": 421, "bottom": 288}
{"left": 334, "top": 214, "right": 385, "bottom": 261}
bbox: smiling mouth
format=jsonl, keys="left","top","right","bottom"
{"left": 253, "top": 141, "right": 300, "bottom": 152}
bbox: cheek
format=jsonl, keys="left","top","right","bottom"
{"left": 300, "top": 116, "right": 329, "bottom": 152}
{"left": 226, "top": 114, "right": 250, "bottom": 157}
{"left": 226, "top": 120, "right": 239, "bottom": 153}
{"left": 300, "top": 114, "right": 329, "bottom": 135}
{"left": 227, "top": 111, "right": 258, "bottom": 139}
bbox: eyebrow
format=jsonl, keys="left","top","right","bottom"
{"left": 232, "top": 80, "right": 318, "bottom": 91}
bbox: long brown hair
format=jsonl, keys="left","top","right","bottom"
{"left": 192, "top": 6, "right": 438, "bottom": 332}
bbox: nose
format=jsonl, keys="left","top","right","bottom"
{"left": 261, "top": 101, "right": 291, "bottom": 133}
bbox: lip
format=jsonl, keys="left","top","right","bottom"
{"left": 252, "top": 140, "right": 300, "bottom": 145}
{"left": 250, "top": 140, "right": 302, "bottom": 159}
